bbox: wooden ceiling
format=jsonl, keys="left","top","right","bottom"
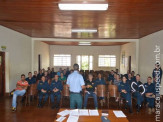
{"left": 0, "top": 0, "right": 163, "bottom": 39}
{"left": 43, "top": 41, "right": 128, "bottom": 46}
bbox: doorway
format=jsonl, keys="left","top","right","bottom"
{"left": 0, "top": 52, "right": 5, "bottom": 96}
{"left": 128, "top": 56, "right": 131, "bottom": 73}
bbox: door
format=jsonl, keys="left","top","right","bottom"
{"left": 0, "top": 52, "right": 5, "bottom": 96}
{"left": 128, "top": 56, "right": 131, "bottom": 73}
{"left": 38, "top": 54, "right": 41, "bottom": 71}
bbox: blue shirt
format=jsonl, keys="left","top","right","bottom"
{"left": 37, "top": 81, "right": 49, "bottom": 91}
{"left": 108, "top": 74, "right": 114, "bottom": 82}
{"left": 25, "top": 77, "right": 36, "bottom": 85}
{"left": 50, "top": 80, "right": 63, "bottom": 94}
{"left": 118, "top": 81, "right": 131, "bottom": 93}
{"left": 144, "top": 83, "right": 155, "bottom": 95}
{"left": 67, "top": 71, "right": 85, "bottom": 93}
{"left": 57, "top": 71, "right": 61, "bottom": 76}
{"left": 95, "top": 78, "right": 106, "bottom": 86}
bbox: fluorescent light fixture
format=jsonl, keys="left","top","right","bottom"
{"left": 78, "top": 42, "right": 91, "bottom": 46}
{"left": 58, "top": 3, "right": 108, "bottom": 11}
{"left": 72, "top": 29, "right": 97, "bottom": 33}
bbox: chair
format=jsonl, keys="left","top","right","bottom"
{"left": 27, "top": 84, "right": 37, "bottom": 105}
{"left": 97, "top": 85, "right": 106, "bottom": 107}
{"left": 60, "top": 84, "right": 70, "bottom": 107}
{"left": 107, "top": 85, "right": 120, "bottom": 108}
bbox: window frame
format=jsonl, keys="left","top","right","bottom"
{"left": 98, "top": 55, "right": 116, "bottom": 67}
{"left": 53, "top": 54, "right": 71, "bottom": 66}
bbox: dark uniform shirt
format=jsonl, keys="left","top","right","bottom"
{"left": 37, "top": 81, "right": 50, "bottom": 92}
{"left": 37, "top": 73, "right": 43, "bottom": 80}
{"left": 85, "top": 80, "right": 96, "bottom": 92}
{"left": 131, "top": 81, "right": 145, "bottom": 95}
{"left": 118, "top": 81, "right": 131, "bottom": 93}
{"left": 95, "top": 78, "right": 106, "bottom": 86}
{"left": 108, "top": 74, "right": 114, "bottom": 82}
{"left": 50, "top": 80, "right": 63, "bottom": 94}
{"left": 25, "top": 77, "right": 36, "bottom": 85}
{"left": 144, "top": 83, "right": 155, "bottom": 95}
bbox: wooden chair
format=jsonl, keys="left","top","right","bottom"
{"left": 107, "top": 85, "right": 120, "bottom": 108}
{"left": 97, "top": 85, "right": 106, "bottom": 107}
{"left": 27, "top": 84, "right": 37, "bottom": 105}
{"left": 60, "top": 84, "right": 69, "bottom": 107}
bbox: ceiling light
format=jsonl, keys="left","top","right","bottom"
{"left": 72, "top": 29, "right": 97, "bottom": 33}
{"left": 78, "top": 42, "right": 91, "bottom": 46}
{"left": 58, "top": 3, "right": 108, "bottom": 11}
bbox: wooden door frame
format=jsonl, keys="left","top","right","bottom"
{"left": 128, "top": 56, "right": 131, "bottom": 73}
{"left": 0, "top": 51, "right": 5, "bottom": 96}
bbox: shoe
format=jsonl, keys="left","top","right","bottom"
{"left": 12, "top": 107, "right": 16, "bottom": 112}
{"left": 137, "top": 105, "right": 140, "bottom": 113}
{"left": 148, "top": 108, "right": 152, "bottom": 114}
{"left": 152, "top": 108, "right": 155, "bottom": 113}
{"left": 129, "top": 106, "right": 133, "bottom": 113}
{"left": 37, "top": 104, "right": 42, "bottom": 108}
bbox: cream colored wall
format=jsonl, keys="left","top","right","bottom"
{"left": 0, "top": 26, "right": 32, "bottom": 92}
{"left": 50, "top": 45, "right": 120, "bottom": 71}
{"left": 33, "top": 41, "right": 50, "bottom": 71}
{"left": 120, "top": 42, "right": 136, "bottom": 74}
{"left": 139, "top": 30, "right": 163, "bottom": 95}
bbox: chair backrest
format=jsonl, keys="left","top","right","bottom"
{"left": 62, "top": 85, "right": 69, "bottom": 97}
{"left": 108, "top": 85, "right": 119, "bottom": 97}
{"left": 97, "top": 85, "right": 106, "bottom": 97}
{"left": 28, "top": 84, "right": 37, "bottom": 96}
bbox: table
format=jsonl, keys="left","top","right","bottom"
{"left": 54, "top": 108, "right": 129, "bottom": 122}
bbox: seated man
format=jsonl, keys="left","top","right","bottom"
{"left": 127, "top": 73, "right": 133, "bottom": 85}
{"left": 12, "top": 74, "right": 29, "bottom": 112}
{"left": 26, "top": 72, "right": 36, "bottom": 85}
{"left": 113, "top": 74, "right": 121, "bottom": 86}
{"left": 33, "top": 71, "right": 39, "bottom": 81}
{"left": 50, "top": 75, "right": 63, "bottom": 109}
{"left": 95, "top": 73, "right": 106, "bottom": 104}
{"left": 108, "top": 70, "right": 114, "bottom": 83}
{"left": 144, "top": 76, "right": 155, "bottom": 114}
{"left": 84, "top": 73, "right": 98, "bottom": 109}
{"left": 118, "top": 76, "right": 132, "bottom": 113}
{"left": 37, "top": 76, "right": 50, "bottom": 108}
{"left": 131, "top": 74, "right": 145, "bottom": 112}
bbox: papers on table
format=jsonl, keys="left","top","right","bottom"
{"left": 113, "top": 110, "right": 126, "bottom": 118}
{"left": 70, "top": 109, "right": 79, "bottom": 116}
{"left": 102, "top": 113, "right": 109, "bottom": 116}
{"left": 89, "top": 110, "right": 99, "bottom": 116}
{"left": 56, "top": 116, "right": 66, "bottom": 122}
{"left": 79, "top": 109, "right": 89, "bottom": 116}
{"left": 57, "top": 109, "right": 70, "bottom": 116}
{"left": 67, "top": 116, "right": 79, "bottom": 122}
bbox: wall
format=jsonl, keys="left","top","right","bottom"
{"left": 50, "top": 45, "right": 120, "bottom": 71}
{"left": 139, "top": 30, "right": 163, "bottom": 95}
{"left": 33, "top": 41, "right": 50, "bottom": 71}
{"left": 120, "top": 42, "right": 136, "bottom": 74}
{"left": 0, "top": 26, "right": 32, "bottom": 92}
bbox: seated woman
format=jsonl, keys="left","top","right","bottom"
{"left": 59, "top": 72, "right": 67, "bottom": 84}
{"left": 95, "top": 73, "right": 106, "bottom": 104}
{"left": 84, "top": 73, "right": 98, "bottom": 109}
{"left": 118, "top": 76, "right": 132, "bottom": 113}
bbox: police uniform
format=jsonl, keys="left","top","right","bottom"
{"left": 144, "top": 83, "right": 155, "bottom": 108}
{"left": 95, "top": 78, "right": 106, "bottom": 100}
{"left": 131, "top": 80, "right": 145, "bottom": 111}
{"left": 25, "top": 77, "right": 36, "bottom": 85}
{"left": 118, "top": 81, "right": 132, "bottom": 107}
{"left": 50, "top": 80, "right": 63, "bottom": 108}
{"left": 37, "top": 81, "right": 50, "bottom": 106}
{"left": 84, "top": 80, "right": 98, "bottom": 109}
{"left": 108, "top": 74, "right": 114, "bottom": 82}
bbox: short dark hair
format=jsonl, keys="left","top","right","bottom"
{"left": 21, "top": 74, "right": 25, "bottom": 78}
{"left": 28, "top": 72, "right": 32, "bottom": 74}
{"left": 73, "top": 63, "right": 79, "bottom": 70}
{"left": 136, "top": 74, "right": 140, "bottom": 77}
{"left": 122, "top": 75, "right": 127, "bottom": 79}
{"left": 148, "top": 76, "right": 152, "bottom": 79}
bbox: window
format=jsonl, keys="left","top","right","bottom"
{"left": 53, "top": 54, "right": 71, "bottom": 66}
{"left": 98, "top": 55, "right": 116, "bottom": 67}
{"left": 76, "top": 55, "right": 93, "bottom": 70}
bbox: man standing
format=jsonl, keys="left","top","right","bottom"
{"left": 12, "top": 74, "right": 29, "bottom": 112}
{"left": 50, "top": 75, "right": 63, "bottom": 109}
{"left": 67, "top": 64, "right": 85, "bottom": 109}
